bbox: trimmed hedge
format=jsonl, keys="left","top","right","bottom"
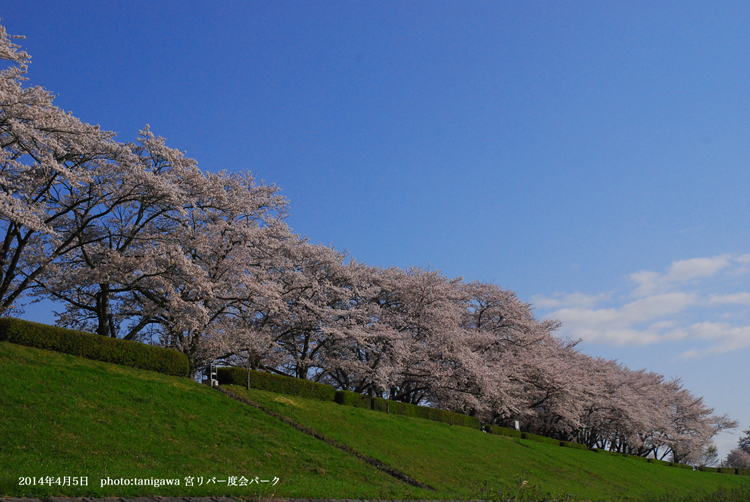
{"left": 334, "top": 389, "right": 374, "bottom": 408}
{"left": 0, "top": 317, "right": 188, "bottom": 377}
{"left": 334, "top": 390, "right": 483, "bottom": 430}
{"left": 739, "top": 468, "right": 750, "bottom": 476}
{"left": 698, "top": 466, "right": 720, "bottom": 473}
{"left": 717, "top": 467, "right": 738, "bottom": 475}
{"left": 484, "top": 425, "right": 522, "bottom": 438}
{"left": 217, "top": 367, "right": 337, "bottom": 401}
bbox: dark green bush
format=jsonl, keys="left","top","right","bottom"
{"left": 739, "top": 468, "right": 750, "bottom": 476}
{"left": 334, "top": 389, "right": 373, "bottom": 408}
{"left": 717, "top": 467, "right": 738, "bottom": 475}
{"left": 218, "top": 367, "right": 337, "bottom": 401}
{"left": 412, "top": 405, "right": 481, "bottom": 430}
{"left": 484, "top": 425, "right": 522, "bottom": 438}
{"left": 698, "top": 466, "right": 719, "bottom": 473}
{"left": 332, "top": 391, "right": 482, "bottom": 430}
{"left": 371, "top": 395, "right": 411, "bottom": 415}
{"left": 0, "top": 317, "right": 188, "bottom": 377}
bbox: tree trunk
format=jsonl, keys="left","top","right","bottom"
{"left": 96, "top": 284, "right": 112, "bottom": 337}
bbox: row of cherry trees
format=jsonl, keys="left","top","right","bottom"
{"left": 209, "top": 259, "right": 735, "bottom": 465}
{"left": 0, "top": 25, "right": 735, "bottom": 465}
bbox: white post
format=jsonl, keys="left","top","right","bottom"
{"left": 204, "top": 364, "right": 218, "bottom": 387}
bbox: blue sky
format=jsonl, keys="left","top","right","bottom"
{"left": 3, "top": 1, "right": 749, "bottom": 458}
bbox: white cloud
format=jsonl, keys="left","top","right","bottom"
{"left": 677, "top": 349, "right": 702, "bottom": 359}
{"left": 709, "top": 292, "right": 750, "bottom": 305}
{"left": 629, "top": 254, "right": 731, "bottom": 297}
{"left": 531, "top": 291, "right": 611, "bottom": 309}
{"left": 731, "top": 254, "right": 750, "bottom": 276}
{"left": 620, "top": 293, "right": 697, "bottom": 321}
{"left": 668, "top": 322, "right": 750, "bottom": 355}
{"left": 629, "top": 270, "right": 662, "bottom": 297}
{"left": 553, "top": 293, "right": 696, "bottom": 332}
{"left": 665, "top": 255, "right": 732, "bottom": 282}
{"left": 538, "top": 254, "right": 750, "bottom": 356}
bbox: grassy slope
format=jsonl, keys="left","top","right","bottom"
{"left": 224, "top": 385, "right": 750, "bottom": 502}
{"left": 0, "top": 341, "right": 426, "bottom": 499}
{"left": 2, "top": 340, "right": 750, "bottom": 501}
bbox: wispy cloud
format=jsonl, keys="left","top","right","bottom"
{"left": 708, "top": 292, "right": 750, "bottom": 305}
{"left": 669, "top": 322, "right": 750, "bottom": 357}
{"left": 629, "top": 254, "right": 732, "bottom": 297}
{"left": 531, "top": 291, "right": 611, "bottom": 309}
{"left": 551, "top": 293, "right": 697, "bottom": 346}
{"left": 536, "top": 254, "right": 750, "bottom": 357}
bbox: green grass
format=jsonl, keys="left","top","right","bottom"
{"left": 2, "top": 340, "right": 750, "bottom": 501}
{"left": 224, "top": 385, "right": 750, "bottom": 502}
{"left": 0, "top": 341, "right": 427, "bottom": 499}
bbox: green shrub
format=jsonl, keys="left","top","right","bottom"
{"left": 717, "top": 467, "right": 738, "bottom": 475}
{"left": 0, "top": 317, "right": 188, "bottom": 377}
{"left": 414, "top": 405, "right": 482, "bottom": 430}
{"left": 217, "top": 367, "right": 337, "bottom": 401}
{"left": 484, "top": 425, "right": 522, "bottom": 438}
{"left": 334, "top": 391, "right": 482, "bottom": 430}
{"left": 698, "top": 466, "right": 719, "bottom": 473}
{"left": 334, "top": 390, "right": 373, "bottom": 408}
{"left": 739, "top": 468, "right": 750, "bottom": 476}
{"left": 371, "top": 395, "right": 412, "bottom": 415}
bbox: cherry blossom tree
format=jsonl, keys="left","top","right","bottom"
{"left": 725, "top": 449, "right": 750, "bottom": 469}
{"left": 0, "top": 25, "right": 122, "bottom": 317}
{"left": 255, "top": 241, "right": 361, "bottom": 381}
{"left": 314, "top": 262, "right": 402, "bottom": 395}
{"left": 370, "top": 267, "right": 467, "bottom": 405}
{"left": 451, "top": 281, "right": 575, "bottom": 430}
{"left": 122, "top": 170, "right": 291, "bottom": 375}
{"left": 32, "top": 128, "right": 206, "bottom": 338}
